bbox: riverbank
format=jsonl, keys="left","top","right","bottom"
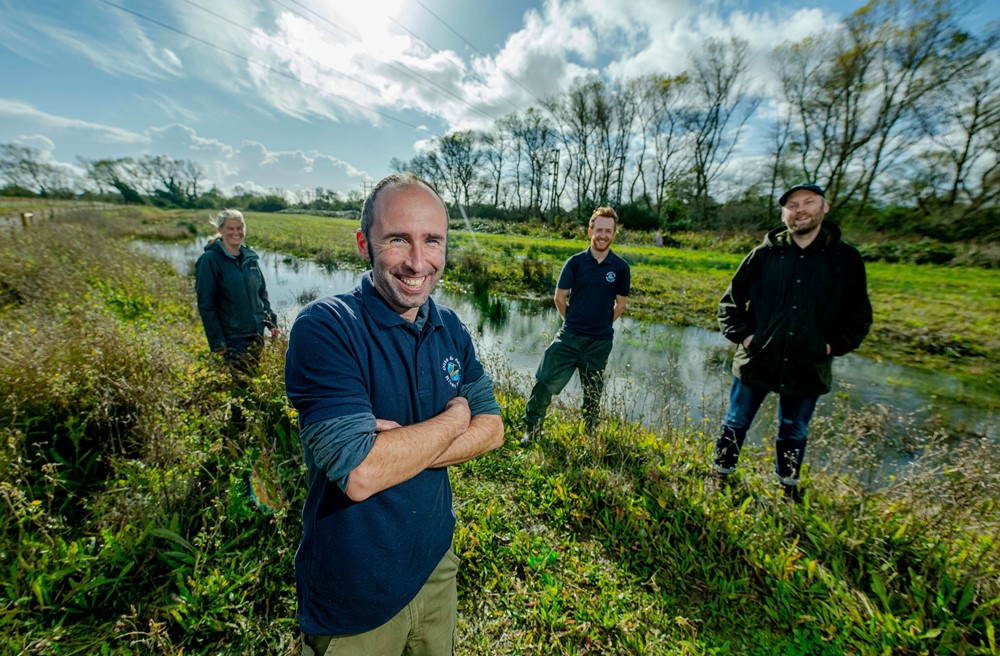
{"left": 136, "top": 206, "right": 1000, "bottom": 397}
{"left": 1, "top": 207, "right": 997, "bottom": 654}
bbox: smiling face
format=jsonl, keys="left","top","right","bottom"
{"left": 589, "top": 216, "right": 617, "bottom": 254}
{"left": 218, "top": 217, "right": 245, "bottom": 255}
{"left": 356, "top": 183, "right": 448, "bottom": 322}
{"left": 781, "top": 189, "right": 828, "bottom": 239}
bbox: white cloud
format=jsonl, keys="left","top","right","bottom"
{"left": 161, "top": 48, "right": 183, "bottom": 73}
{"left": 134, "top": 93, "right": 201, "bottom": 123}
{"left": 147, "top": 124, "right": 234, "bottom": 159}
{"left": 0, "top": 3, "right": 184, "bottom": 81}
{"left": 0, "top": 100, "right": 145, "bottom": 144}
{"left": 0, "top": 99, "right": 370, "bottom": 194}
{"left": 13, "top": 134, "right": 57, "bottom": 157}
{"left": 227, "top": 140, "right": 367, "bottom": 192}
{"left": 0, "top": 0, "right": 879, "bottom": 198}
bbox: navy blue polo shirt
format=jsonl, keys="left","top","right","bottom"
{"left": 558, "top": 248, "right": 631, "bottom": 340}
{"left": 284, "top": 273, "right": 493, "bottom": 636}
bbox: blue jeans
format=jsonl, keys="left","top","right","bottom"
{"left": 714, "top": 377, "right": 818, "bottom": 485}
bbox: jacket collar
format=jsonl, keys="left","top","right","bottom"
{"left": 766, "top": 221, "right": 841, "bottom": 250}
{"left": 205, "top": 238, "right": 258, "bottom": 261}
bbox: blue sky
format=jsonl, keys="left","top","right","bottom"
{"left": 1, "top": 0, "right": 997, "bottom": 198}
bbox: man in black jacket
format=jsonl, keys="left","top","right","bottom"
{"left": 715, "top": 184, "right": 873, "bottom": 502}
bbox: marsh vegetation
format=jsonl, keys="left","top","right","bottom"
{"left": 1, "top": 207, "right": 997, "bottom": 654}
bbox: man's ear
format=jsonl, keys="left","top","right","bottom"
{"left": 356, "top": 229, "right": 369, "bottom": 259}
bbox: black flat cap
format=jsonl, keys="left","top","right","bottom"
{"left": 779, "top": 183, "right": 824, "bottom": 206}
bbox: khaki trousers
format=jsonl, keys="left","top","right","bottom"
{"left": 302, "top": 549, "right": 459, "bottom": 656}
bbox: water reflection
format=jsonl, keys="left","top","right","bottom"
{"left": 136, "top": 239, "right": 996, "bottom": 441}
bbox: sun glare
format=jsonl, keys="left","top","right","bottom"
{"left": 333, "top": 0, "right": 405, "bottom": 39}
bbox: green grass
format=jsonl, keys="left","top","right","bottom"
{"left": 198, "top": 209, "right": 1000, "bottom": 394}
{"left": 2, "top": 207, "right": 997, "bottom": 654}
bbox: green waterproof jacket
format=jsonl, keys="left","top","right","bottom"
{"left": 718, "top": 221, "right": 873, "bottom": 396}
{"left": 195, "top": 239, "right": 277, "bottom": 352}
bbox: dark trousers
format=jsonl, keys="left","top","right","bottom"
{"left": 223, "top": 335, "right": 265, "bottom": 376}
{"left": 223, "top": 335, "right": 264, "bottom": 433}
{"left": 523, "top": 329, "right": 614, "bottom": 431}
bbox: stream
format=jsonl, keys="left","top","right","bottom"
{"left": 137, "top": 239, "right": 997, "bottom": 449}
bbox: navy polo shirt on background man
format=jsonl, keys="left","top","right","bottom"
{"left": 558, "top": 249, "right": 631, "bottom": 339}
{"left": 522, "top": 207, "right": 630, "bottom": 441}
{"left": 285, "top": 272, "right": 500, "bottom": 636}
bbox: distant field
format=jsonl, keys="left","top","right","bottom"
{"left": 114, "top": 207, "right": 1000, "bottom": 396}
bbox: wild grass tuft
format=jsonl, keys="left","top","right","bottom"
{"left": 2, "top": 208, "right": 997, "bottom": 654}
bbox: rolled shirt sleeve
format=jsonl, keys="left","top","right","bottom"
{"left": 461, "top": 371, "right": 501, "bottom": 416}
{"left": 300, "top": 412, "right": 377, "bottom": 494}
{"left": 302, "top": 372, "right": 498, "bottom": 495}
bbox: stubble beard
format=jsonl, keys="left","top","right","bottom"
{"left": 369, "top": 245, "right": 439, "bottom": 316}
{"left": 787, "top": 211, "right": 823, "bottom": 236}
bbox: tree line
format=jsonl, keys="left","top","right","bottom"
{"left": 2, "top": 0, "right": 997, "bottom": 241}
{"left": 394, "top": 0, "right": 998, "bottom": 238}
{"left": 0, "top": 145, "right": 366, "bottom": 216}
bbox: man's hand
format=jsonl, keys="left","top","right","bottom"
{"left": 375, "top": 419, "right": 402, "bottom": 433}
{"left": 442, "top": 396, "right": 471, "bottom": 436}
{"left": 346, "top": 395, "right": 472, "bottom": 502}
{"left": 742, "top": 334, "right": 754, "bottom": 349}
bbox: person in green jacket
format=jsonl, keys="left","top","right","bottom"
{"left": 195, "top": 209, "right": 279, "bottom": 373}
{"left": 715, "top": 184, "right": 873, "bottom": 503}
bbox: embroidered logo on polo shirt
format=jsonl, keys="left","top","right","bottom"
{"left": 606, "top": 271, "right": 616, "bottom": 283}
{"left": 442, "top": 356, "right": 462, "bottom": 388}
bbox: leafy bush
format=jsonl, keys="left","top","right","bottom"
{"left": 616, "top": 202, "right": 662, "bottom": 231}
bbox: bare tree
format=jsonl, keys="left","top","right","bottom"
{"left": 480, "top": 123, "right": 513, "bottom": 209}
{"left": 80, "top": 157, "right": 144, "bottom": 204}
{"left": 500, "top": 113, "right": 527, "bottom": 210}
{"left": 772, "top": 0, "right": 987, "bottom": 221}
{"left": 603, "top": 79, "right": 640, "bottom": 207}
{"left": 406, "top": 152, "right": 447, "bottom": 196}
{"left": 131, "top": 155, "right": 204, "bottom": 207}
{"left": 685, "top": 37, "right": 761, "bottom": 225}
{"left": 766, "top": 106, "right": 796, "bottom": 224}
{"left": 852, "top": 0, "right": 986, "bottom": 220}
{"left": 631, "top": 74, "right": 692, "bottom": 218}
{"left": 437, "top": 130, "right": 485, "bottom": 211}
{"left": 508, "top": 108, "right": 556, "bottom": 217}
{"left": 910, "top": 25, "right": 1000, "bottom": 217}
{"left": 548, "top": 78, "right": 602, "bottom": 217}
{"left": 0, "top": 144, "right": 76, "bottom": 196}
{"left": 771, "top": 30, "right": 874, "bottom": 213}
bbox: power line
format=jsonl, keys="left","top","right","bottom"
{"left": 270, "top": 0, "right": 500, "bottom": 123}
{"left": 409, "top": 0, "right": 551, "bottom": 110}
{"left": 381, "top": 10, "right": 524, "bottom": 115}
{"left": 95, "top": 0, "right": 428, "bottom": 131}
{"left": 175, "top": 0, "right": 382, "bottom": 96}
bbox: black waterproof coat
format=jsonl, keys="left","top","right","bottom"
{"left": 195, "top": 240, "right": 277, "bottom": 352}
{"left": 718, "top": 222, "right": 873, "bottom": 396}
